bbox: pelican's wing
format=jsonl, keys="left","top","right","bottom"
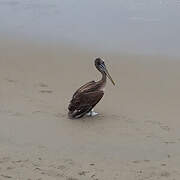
{"left": 72, "top": 81, "right": 95, "bottom": 98}
{"left": 68, "top": 90, "right": 104, "bottom": 118}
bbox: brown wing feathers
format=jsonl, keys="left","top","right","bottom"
{"left": 68, "top": 91, "right": 104, "bottom": 118}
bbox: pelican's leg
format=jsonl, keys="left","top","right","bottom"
{"left": 86, "top": 109, "right": 98, "bottom": 116}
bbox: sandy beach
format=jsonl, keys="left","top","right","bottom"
{"left": 0, "top": 37, "right": 180, "bottom": 179}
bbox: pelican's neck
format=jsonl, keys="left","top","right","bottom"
{"left": 101, "top": 71, "right": 106, "bottom": 83}
{"left": 97, "top": 71, "right": 106, "bottom": 90}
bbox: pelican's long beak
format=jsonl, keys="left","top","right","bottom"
{"left": 103, "top": 66, "right": 115, "bottom": 86}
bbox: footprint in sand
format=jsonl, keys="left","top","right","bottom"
{"left": 160, "top": 171, "right": 171, "bottom": 177}
{"left": 38, "top": 82, "right": 48, "bottom": 87}
{"left": 66, "top": 178, "right": 79, "bottom": 180}
{"left": 5, "top": 78, "right": 17, "bottom": 83}
{"left": 34, "top": 82, "right": 53, "bottom": 93}
{"left": 1, "top": 174, "right": 12, "bottom": 178}
{"left": 12, "top": 112, "right": 24, "bottom": 117}
{"left": 78, "top": 171, "right": 90, "bottom": 176}
{"left": 39, "top": 90, "right": 53, "bottom": 93}
{"left": 145, "top": 120, "right": 170, "bottom": 132}
{"left": 163, "top": 141, "right": 176, "bottom": 144}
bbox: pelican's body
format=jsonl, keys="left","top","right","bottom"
{"left": 68, "top": 58, "right": 115, "bottom": 119}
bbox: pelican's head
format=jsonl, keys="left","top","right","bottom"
{"left": 95, "top": 58, "right": 115, "bottom": 85}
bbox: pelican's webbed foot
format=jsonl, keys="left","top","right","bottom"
{"left": 86, "top": 109, "right": 98, "bottom": 117}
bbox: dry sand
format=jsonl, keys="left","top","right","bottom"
{"left": 0, "top": 37, "right": 180, "bottom": 180}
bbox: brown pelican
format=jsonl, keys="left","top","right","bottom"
{"left": 68, "top": 58, "right": 115, "bottom": 119}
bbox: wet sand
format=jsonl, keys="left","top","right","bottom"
{"left": 1, "top": 37, "right": 180, "bottom": 179}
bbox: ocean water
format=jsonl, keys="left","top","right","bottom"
{"left": 0, "top": 0, "right": 180, "bottom": 56}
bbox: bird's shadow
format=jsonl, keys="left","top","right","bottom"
{"left": 69, "top": 112, "right": 117, "bottom": 122}
{"left": 56, "top": 110, "right": 122, "bottom": 123}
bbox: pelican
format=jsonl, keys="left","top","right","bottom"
{"left": 68, "top": 58, "right": 115, "bottom": 119}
